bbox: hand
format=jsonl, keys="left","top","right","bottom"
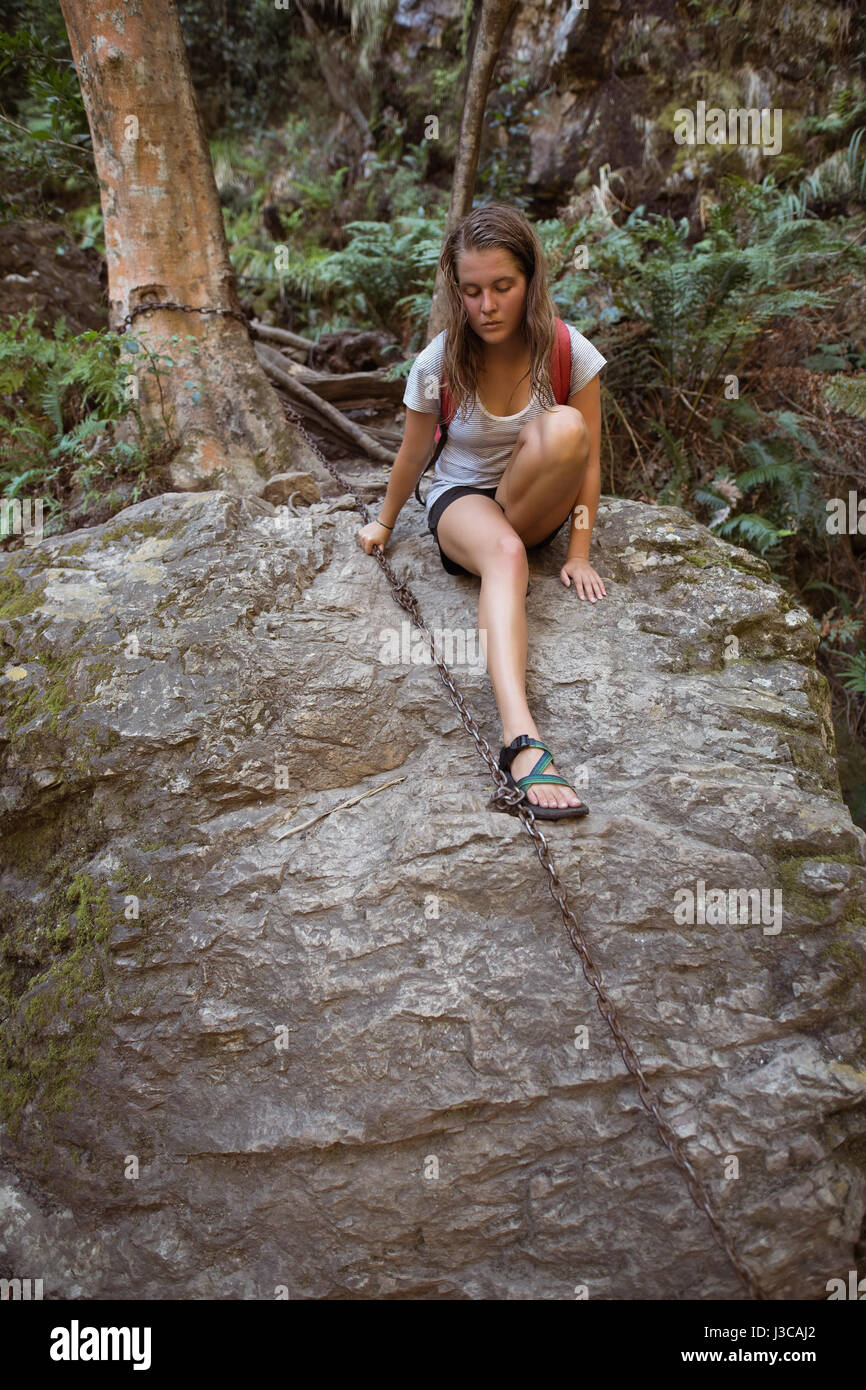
{"left": 358, "top": 520, "right": 393, "bottom": 555}
{"left": 560, "top": 556, "right": 607, "bottom": 602}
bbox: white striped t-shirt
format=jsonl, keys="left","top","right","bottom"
{"left": 402, "top": 324, "right": 607, "bottom": 519}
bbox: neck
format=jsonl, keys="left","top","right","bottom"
{"left": 480, "top": 326, "right": 527, "bottom": 362}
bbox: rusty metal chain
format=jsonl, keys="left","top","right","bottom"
{"left": 276, "top": 394, "right": 768, "bottom": 1302}
{"left": 117, "top": 301, "right": 255, "bottom": 338}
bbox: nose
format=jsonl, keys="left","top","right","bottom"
{"left": 481, "top": 291, "right": 497, "bottom": 315}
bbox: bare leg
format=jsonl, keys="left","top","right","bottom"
{"left": 477, "top": 543, "right": 583, "bottom": 809}
{"left": 433, "top": 407, "right": 590, "bottom": 809}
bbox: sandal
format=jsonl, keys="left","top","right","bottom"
{"left": 494, "top": 735, "right": 589, "bottom": 820}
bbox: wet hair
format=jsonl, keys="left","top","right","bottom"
{"left": 438, "top": 201, "right": 559, "bottom": 419}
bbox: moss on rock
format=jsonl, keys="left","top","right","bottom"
{"left": 97, "top": 514, "right": 190, "bottom": 548}
{"left": 0, "top": 559, "right": 46, "bottom": 620}
{"left": 0, "top": 869, "right": 117, "bottom": 1147}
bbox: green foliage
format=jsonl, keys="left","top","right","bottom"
{"left": 0, "top": 15, "right": 95, "bottom": 220}
{"left": 279, "top": 216, "right": 444, "bottom": 340}
{"left": 840, "top": 650, "right": 866, "bottom": 696}
{"left": 846, "top": 127, "right": 866, "bottom": 202}
{"left": 825, "top": 372, "right": 866, "bottom": 418}
{"left": 216, "top": 116, "right": 444, "bottom": 325}
{"left": 476, "top": 71, "right": 534, "bottom": 210}
{"left": 176, "top": 0, "right": 300, "bottom": 133}
{"left": 699, "top": 410, "right": 826, "bottom": 569}
{"left": 599, "top": 193, "right": 847, "bottom": 395}
{"left": 355, "top": 139, "right": 440, "bottom": 221}
{"left": 0, "top": 310, "right": 172, "bottom": 533}
{"left": 713, "top": 510, "right": 795, "bottom": 555}
{"left": 800, "top": 88, "right": 866, "bottom": 140}
{"left": 537, "top": 216, "right": 618, "bottom": 329}
{"left": 176, "top": 0, "right": 393, "bottom": 130}
{"left": 63, "top": 200, "right": 107, "bottom": 257}
{"left": 541, "top": 172, "right": 864, "bottom": 582}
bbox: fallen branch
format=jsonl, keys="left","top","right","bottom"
{"left": 273, "top": 775, "right": 407, "bottom": 841}
{"left": 256, "top": 341, "right": 394, "bottom": 462}
{"left": 357, "top": 423, "right": 404, "bottom": 448}
{"left": 261, "top": 353, "right": 405, "bottom": 409}
{"left": 250, "top": 320, "right": 316, "bottom": 353}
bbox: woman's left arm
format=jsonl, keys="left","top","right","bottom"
{"left": 560, "top": 374, "right": 607, "bottom": 601}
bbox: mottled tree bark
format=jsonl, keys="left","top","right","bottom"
{"left": 58, "top": 0, "right": 318, "bottom": 493}
{"left": 426, "top": 0, "right": 519, "bottom": 342}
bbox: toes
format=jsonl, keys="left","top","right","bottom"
{"left": 511, "top": 756, "right": 582, "bottom": 810}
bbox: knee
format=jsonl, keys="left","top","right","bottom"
{"left": 482, "top": 529, "right": 528, "bottom": 579}
{"left": 541, "top": 404, "right": 589, "bottom": 460}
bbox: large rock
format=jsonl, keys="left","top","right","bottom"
{"left": 1, "top": 487, "right": 865, "bottom": 1299}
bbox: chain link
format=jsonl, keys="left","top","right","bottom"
{"left": 117, "top": 301, "right": 255, "bottom": 338}
{"left": 277, "top": 395, "right": 768, "bottom": 1301}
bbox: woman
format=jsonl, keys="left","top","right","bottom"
{"left": 358, "top": 203, "right": 608, "bottom": 821}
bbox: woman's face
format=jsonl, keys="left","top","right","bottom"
{"left": 456, "top": 248, "right": 527, "bottom": 344}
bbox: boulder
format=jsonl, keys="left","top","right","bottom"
{"left": 0, "top": 487, "right": 864, "bottom": 1299}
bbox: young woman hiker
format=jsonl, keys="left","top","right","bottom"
{"left": 358, "top": 203, "right": 608, "bottom": 821}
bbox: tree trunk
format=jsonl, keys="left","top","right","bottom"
{"left": 426, "top": 0, "right": 519, "bottom": 342}
{"left": 58, "top": 0, "right": 320, "bottom": 494}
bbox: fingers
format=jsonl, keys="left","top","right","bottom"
{"left": 358, "top": 532, "right": 385, "bottom": 556}
{"left": 568, "top": 568, "right": 607, "bottom": 602}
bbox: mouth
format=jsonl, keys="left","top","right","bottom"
{"left": 481, "top": 321, "right": 502, "bottom": 329}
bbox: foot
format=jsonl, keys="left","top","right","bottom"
{"left": 506, "top": 737, "right": 584, "bottom": 810}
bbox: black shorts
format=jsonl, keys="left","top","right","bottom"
{"left": 427, "top": 484, "right": 568, "bottom": 577}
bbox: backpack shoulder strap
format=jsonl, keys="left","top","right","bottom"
{"left": 551, "top": 317, "right": 572, "bottom": 404}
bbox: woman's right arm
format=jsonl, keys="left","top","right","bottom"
{"left": 358, "top": 407, "right": 440, "bottom": 554}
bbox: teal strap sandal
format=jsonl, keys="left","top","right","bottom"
{"left": 496, "top": 734, "right": 589, "bottom": 820}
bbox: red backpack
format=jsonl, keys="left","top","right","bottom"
{"left": 414, "top": 317, "right": 573, "bottom": 504}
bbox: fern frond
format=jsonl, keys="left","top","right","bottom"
{"left": 715, "top": 512, "right": 795, "bottom": 553}
{"left": 735, "top": 443, "right": 806, "bottom": 492}
{"left": 825, "top": 374, "right": 866, "bottom": 419}
{"left": 38, "top": 370, "right": 65, "bottom": 433}
{"left": 839, "top": 650, "right": 866, "bottom": 695}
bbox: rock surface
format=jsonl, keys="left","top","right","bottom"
{"left": 387, "top": 1, "right": 861, "bottom": 214}
{"left": 1, "top": 484, "right": 865, "bottom": 1299}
